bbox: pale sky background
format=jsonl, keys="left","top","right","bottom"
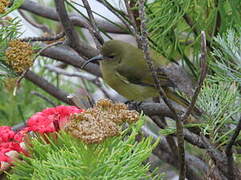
{"left": 11, "top": 0, "right": 130, "bottom": 40}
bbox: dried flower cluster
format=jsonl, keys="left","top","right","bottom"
{"left": 0, "top": 0, "right": 10, "bottom": 14}
{"left": 5, "top": 40, "right": 34, "bottom": 73}
{"left": 64, "top": 99, "right": 139, "bottom": 144}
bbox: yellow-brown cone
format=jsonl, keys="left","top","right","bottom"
{"left": 5, "top": 40, "right": 33, "bottom": 73}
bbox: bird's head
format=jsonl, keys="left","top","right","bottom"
{"left": 81, "top": 40, "right": 129, "bottom": 68}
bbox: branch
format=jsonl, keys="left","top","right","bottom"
{"left": 142, "top": 126, "right": 217, "bottom": 180}
{"left": 214, "top": 0, "right": 221, "bottom": 36}
{"left": 96, "top": 0, "right": 132, "bottom": 33}
{"left": 123, "top": 0, "right": 141, "bottom": 46}
{"left": 183, "top": 129, "right": 206, "bottom": 149}
{"left": 45, "top": 64, "right": 112, "bottom": 99}
{"left": 183, "top": 14, "right": 198, "bottom": 36}
{"left": 158, "top": 63, "right": 195, "bottom": 97}
{"left": 20, "top": 0, "right": 127, "bottom": 34}
{"left": 81, "top": 0, "right": 104, "bottom": 49}
{"left": 201, "top": 135, "right": 228, "bottom": 178}
{"left": 31, "top": 91, "right": 57, "bottom": 107}
{"left": 18, "top": 9, "right": 51, "bottom": 33}
{"left": 20, "top": 32, "right": 65, "bottom": 42}
{"left": 39, "top": 44, "right": 101, "bottom": 77}
{"left": 225, "top": 116, "right": 241, "bottom": 180}
{"left": 55, "top": 0, "right": 90, "bottom": 57}
{"left": 24, "top": 71, "right": 72, "bottom": 105}
{"left": 138, "top": 1, "right": 185, "bottom": 179}
{"left": 181, "top": 31, "right": 207, "bottom": 120}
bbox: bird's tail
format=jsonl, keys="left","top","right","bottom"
{"left": 164, "top": 88, "right": 202, "bottom": 116}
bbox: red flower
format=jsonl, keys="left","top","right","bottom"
{"left": 0, "top": 142, "right": 25, "bottom": 163}
{"left": 0, "top": 142, "right": 24, "bottom": 153}
{"left": 0, "top": 126, "right": 15, "bottom": 143}
{"left": 14, "top": 127, "right": 31, "bottom": 143}
{"left": 0, "top": 152, "right": 10, "bottom": 163}
{"left": 27, "top": 106, "right": 83, "bottom": 134}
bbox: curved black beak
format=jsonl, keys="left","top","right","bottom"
{"left": 81, "top": 55, "right": 104, "bottom": 69}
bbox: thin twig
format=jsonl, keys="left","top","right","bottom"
{"left": 45, "top": 64, "right": 112, "bottom": 99}
{"left": 181, "top": 31, "right": 207, "bottom": 121}
{"left": 55, "top": 0, "right": 80, "bottom": 47}
{"left": 25, "top": 71, "right": 71, "bottom": 105}
{"left": 213, "top": 0, "right": 221, "bottom": 37}
{"left": 39, "top": 44, "right": 101, "bottom": 76}
{"left": 138, "top": 1, "right": 186, "bottom": 179}
{"left": 201, "top": 135, "right": 229, "bottom": 178}
{"left": 31, "top": 91, "right": 57, "bottom": 107}
{"left": 54, "top": 0, "right": 98, "bottom": 58}
{"left": 81, "top": 0, "right": 104, "bottom": 49}
{"left": 96, "top": 0, "right": 132, "bottom": 34}
{"left": 183, "top": 14, "right": 198, "bottom": 36}
{"left": 18, "top": 9, "right": 51, "bottom": 33}
{"left": 0, "top": 72, "right": 8, "bottom": 75}
{"left": 21, "top": 0, "right": 127, "bottom": 34}
{"left": 123, "top": 0, "right": 141, "bottom": 47}
{"left": 20, "top": 32, "right": 65, "bottom": 42}
{"left": 225, "top": 116, "right": 241, "bottom": 180}
{"left": 45, "top": 64, "right": 91, "bottom": 79}
{"left": 36, "top": 41, "right": 64, "bottom": 59}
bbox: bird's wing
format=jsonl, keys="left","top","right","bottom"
{"left": 116, "top": 64, "right": 173, "bottom": 88}
{"left": 116, "top": 68, "right": 154, "bottom": 87}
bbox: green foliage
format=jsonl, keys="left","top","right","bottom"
{"left": 211, "top": 29, "right": 241, "bottom": 83}
{"left": 0, "top": 18, "right": 61, "bottom": 126}
{"left": 146, "top": 0, "right": 241, "bottom": 77}
{"left": 0, "top": 80, "right": 58, "bottom": 126}
{"left": 8, "top": 118, "right": 162, "bottom": 180}
{"left": 197, "top": 77, "right": 241, "bottom": 146}
{"left": 0, "top": 17, "right": 22, "bottom": 78}
{"left": 0, "top": 0, "right": 25, "bottom": 18}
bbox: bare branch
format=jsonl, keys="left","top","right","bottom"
{"left": 124, "top": 0, "right": 138, "bottom": 33}
{"left": 18, "top": 9, "right": 51, "bottom": 33}
{"left": 45, "top": 64, "right": 112, "bottom": 99}
{"left": 39, "top": 44, "right": 101, "bottom": 77}
{"left": 181, "top": 31, "right": 207, "bottom": 120}
{"left": 225, "top": 116, "right": 241, "bottom": 180}
{"left": 201, "top": 135, "right": 228, "bottom": 178}
{"left": 20, "top": 0, "right": 127, "bottom": 34}
{"left": 82, "top": 0, "right": 104, "bottom": 49}
{"left": 45, "top": 64, "right": 90, "bottom": 79}
{"left": 138, "top": 1, "right": 186, "bottom": 179}
{"left": 25, "top": 71, "right": 72, "bottom": 105}
{"left": 158, "top": 64, "right": 195, "bottom": 97}
{"left": 96, "top": 0, "right": 132, "bottom": 33}
{"left": 20, "top": 32, "right": 65, "bottom": 42}
{"left": 31, "top": 91, "right": 57, "bottom": 107}
{"left": 12, "top": 122, "right": 26, "bottom": 132}
{"left": 54, "top": 0, "right": 81, "bottom": 52}
{"left": 183, "top": 14, "right": 198, "bottom": 36}
{"left": 123, "top": 0, "right": 141, "bottom": 47}
{"left": 142, "top": 126, "right": 219, "bottom": 180}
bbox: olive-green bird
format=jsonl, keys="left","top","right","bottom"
{"left": 83, "top": 40, "right": 195, "bottom": 112}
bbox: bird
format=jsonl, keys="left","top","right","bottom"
{"left": 82, "top": 40, "right": 199, "bottom": 114}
